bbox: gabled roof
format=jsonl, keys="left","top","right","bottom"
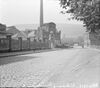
{"left": 7, "top": 26, "right": 20, "bottom": 35}
{"left": 12, "top": 31, "right": 27, "bottom": 39}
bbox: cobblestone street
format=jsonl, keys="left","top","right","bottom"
{"left": 0, "top": 48, "right": 100, "bottom": 87}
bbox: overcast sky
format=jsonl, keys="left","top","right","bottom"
{"left": 0, "top": 0, "right": 82, "bottom": 26}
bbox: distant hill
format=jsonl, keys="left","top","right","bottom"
{"left": 13, "top": 23, "right": 86, "bottom": 38}
{"left": 56, "top": 23, "right": 86, "bottom": 38}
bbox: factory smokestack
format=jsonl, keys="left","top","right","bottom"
{"left": 40, "top": 0, "right": 43, "bottom": 27}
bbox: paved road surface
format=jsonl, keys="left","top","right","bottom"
{"left": 0, "top": 48, "right": 100, "bottom": 87}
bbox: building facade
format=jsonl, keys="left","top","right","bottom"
{"left": 37, "top": 22, "right": 61, "bottom": 48}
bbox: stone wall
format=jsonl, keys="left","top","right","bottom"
{"left": 89, "top": 32, "right": 100, "bottom": 46}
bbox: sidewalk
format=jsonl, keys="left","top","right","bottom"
{"left": 0, "top": 50, "right": 35, "bottom": 58}
{"left": 0, "top": 48, "right": 62, "bottom": 58}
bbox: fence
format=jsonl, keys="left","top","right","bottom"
{"left": 0, "top": 37, "right": 50, "bottom": 52}
{"left": 0, "top": 38, "right": 9, "bottom": 51}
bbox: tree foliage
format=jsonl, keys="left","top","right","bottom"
{"left": 60, "top": 0, "right": 100, "bottom": 33}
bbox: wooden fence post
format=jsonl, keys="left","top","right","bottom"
{"left": 27, "top": 38, "right": 30, "bottom": 50}
{"left": 18, "top": 37, "right": 22, "bottom": 51}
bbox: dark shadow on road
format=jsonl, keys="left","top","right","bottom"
{"left": 0, "top": 55, "right": 38, "bottom": 65}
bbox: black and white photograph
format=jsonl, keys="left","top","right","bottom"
{"left": 0, "top": 0, "right": 100, "bottom": 87}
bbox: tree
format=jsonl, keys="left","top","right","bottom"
{"left": 60, "top": 0, "right": 100, "bottom": 33}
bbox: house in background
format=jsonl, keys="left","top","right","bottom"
{"left": 0, "top": 23, "right": 12, "bottom": 39}
{"left": 5, "top": 22, "right": 61, "bottom": 49}
{"left": 0, "top": 23, "right": 12, "bottom": 51}
{"left": 7, "top": 26, "right": 20, "bottom": 35}
{"left": 7, "top": 26, "right": 28, "bottom": 40}
{"left": 0, "top": 23, "right": 7, "bottom": 38}
{"left": 0, "top": 23, "right": 6, "bottom": 31}
{"left": 12, "top": 31, "right": 27, "bottom": 40}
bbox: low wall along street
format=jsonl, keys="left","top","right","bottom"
{"left": 0, "top": 37, "right": 50, "bottom": 52}
{"left": 89, "top": 32, "right": 100, "bottom": 46}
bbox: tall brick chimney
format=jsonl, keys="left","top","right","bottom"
{"left": 40, "top": 0, "right": 43, "bottom": 27}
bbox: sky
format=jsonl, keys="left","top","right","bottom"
{"left": 0, "top": 0, "right": 82, "bottom": 26}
